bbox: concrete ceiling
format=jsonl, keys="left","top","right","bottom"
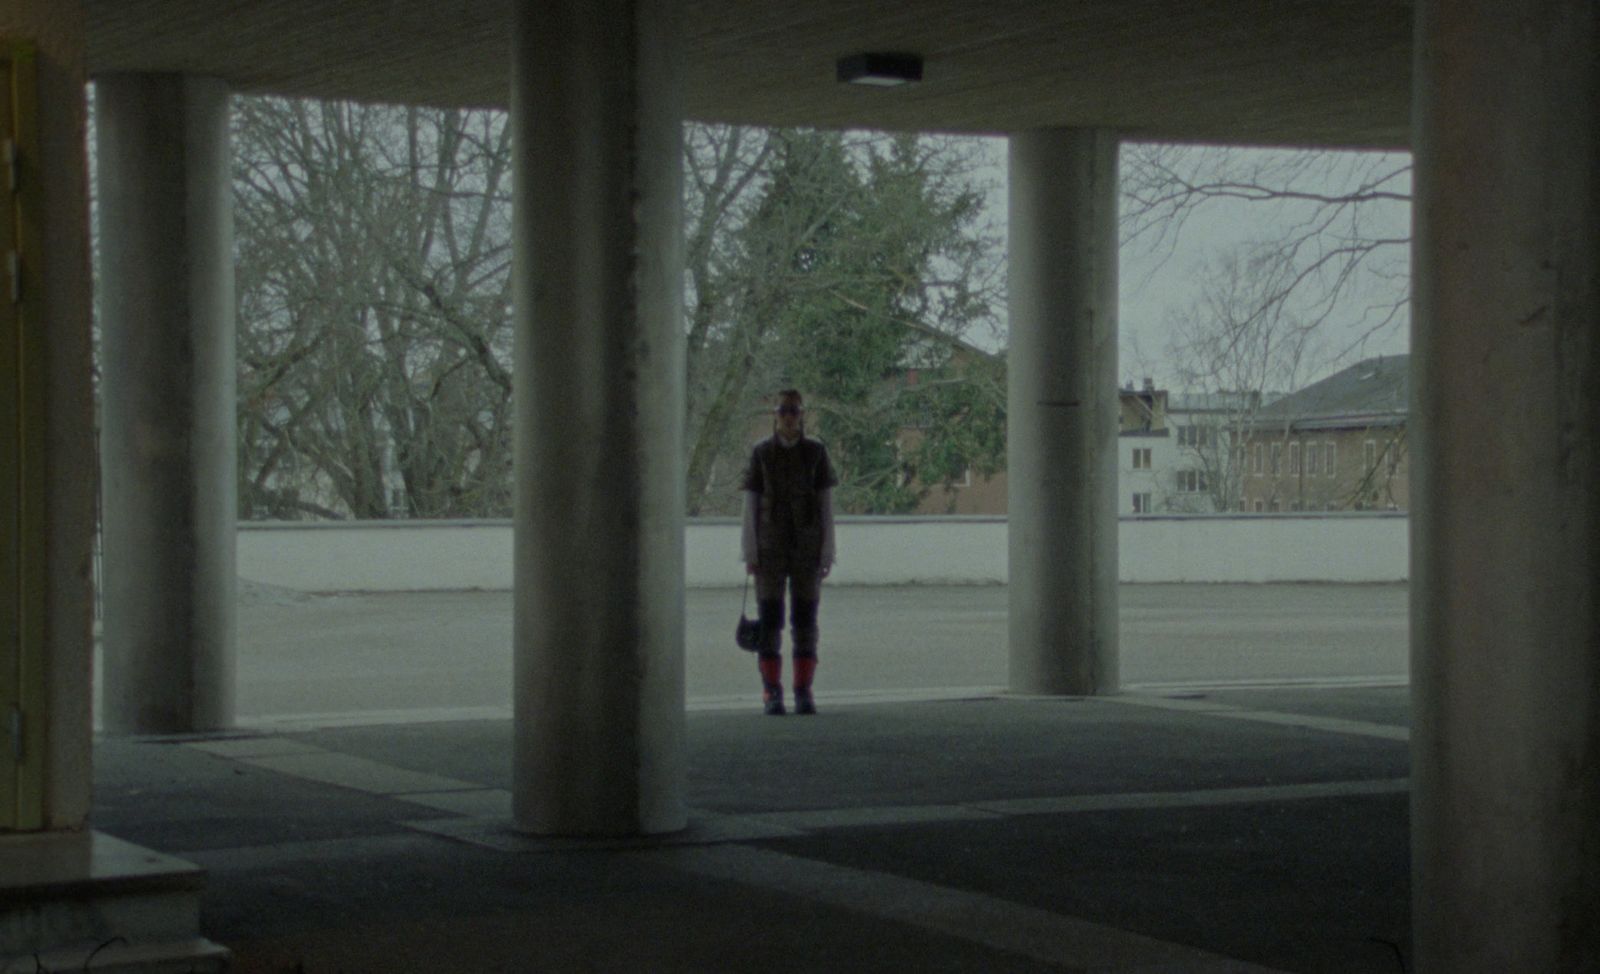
{"left": 85, "top": 0, "right": 1414, "bottom": 148}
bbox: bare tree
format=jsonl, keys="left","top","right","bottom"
{"left": 1120, "top": 144, "right": 1413, "bottom": 515}
{"left": 1345, "top": 424, "right": 1408, "bottom": 511}
{"left": 681, "top": 128, "right": 1005, "bottom": 515}
{"left": 1121, "top": 143, "right": 1412, "bottom": 365}
{"left": 1159, "top": 247, "right": 1315, "bottom": 512}
{"left": 235, "top": 105, "right": 1006, "bottom": 520}
{"left": 233, "top": 98, "right": 514, "bottom": 519}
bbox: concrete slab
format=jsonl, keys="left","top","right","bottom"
{"left": 393, "top": 789, "right": 512, "bottom": 818}
{"left": 184, "top": 736, "right": 326, "bottom": 759}
{"left": 663, "top": 844, "right": 1288, "bottom": 972}
{"left": 89, "top": 697, "right": 1415, "bottom": 971}
{"left": 407, "top": 811, "right": 805, "bottom": 852}
{"left": 766, "top": 792, "right": 1410, "bottom": 973}
{"left": 0, "top": 831, "right": 226, "bottom": 970}
{"left": 0, "top": 831, "right": 203, "bottom": 904}
{"left": 747, "top": 803, "right": 1006, "bottom": 831}
{"left": 237, "top": 752, "right": 478, "bottom": 796}
{"left": 1109, "top": 693, "right": 1411, "bottom": 741}
{"left": 88, "top": 593, "right": 1420, "bottom": 973}
{"left": 969, "top": 778, "right": 1410, "bottom": 816}
{"left": 175, "top": 834, "right": 448, "bottom": 875}
{"left": 13, "top": 938, "right": 229, "bottom": 973}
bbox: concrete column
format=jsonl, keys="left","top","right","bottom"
{"left": 97, "top": 75, "right": 237, "bottom": 734}
{"left": 1411, "top": 2, "right": 1600, "bottom": 970}
{"left": 509, "top": 0, "right": 687, "bottom": 835}
{"left": 1006, "top": 129, "right": 1120, "bottom": 695}
{"left": 0, "top": 3, "right": 98, "bottom": 831}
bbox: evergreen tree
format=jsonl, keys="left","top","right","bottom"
{"left": 231, "top": 100, "right": 1007, "bottom": 519}
{"left": 736, "top": 131, "right": 1005, "bottom": 514}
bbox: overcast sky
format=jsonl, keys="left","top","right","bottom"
{"left": 972, "top": 139, "right": 1413, "bottom": 392}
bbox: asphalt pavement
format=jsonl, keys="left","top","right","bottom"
{"left": 225, "top": 582, "right": 1409, "bottom": 725}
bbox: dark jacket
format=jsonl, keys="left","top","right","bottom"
{"left": 742, "top": 435, "right": 838, "bottom": 563}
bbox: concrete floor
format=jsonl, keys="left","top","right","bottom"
{"left": 84, "top": 582, "right": 1413, "bottom": 972}
{"left": 93, "top": 686, "right": 1413, "bottom": 973}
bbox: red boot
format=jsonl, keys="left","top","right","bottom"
{"left": 758, "top": 656, "right": 785, "bottom": 716}
{"left": 793, "top": 657, "right": 817, "bottom": 715}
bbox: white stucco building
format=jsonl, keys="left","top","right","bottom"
{"left": 1118, "top": 384, "right": 1268, "bottom": 516}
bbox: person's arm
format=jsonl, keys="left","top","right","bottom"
{"left": 742, "top": 490, "right": 759, "bottom": 571}
{"left": 819, "top": 487, "right": 835, "bottom": 571}
{"left": 740, "top": 445, "right": 763, "bottom": 573}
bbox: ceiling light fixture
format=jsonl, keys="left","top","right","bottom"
{"left": 836, "top": 52, "right": 923, "bottom": 87}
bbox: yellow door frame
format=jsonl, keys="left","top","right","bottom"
{"left": 1, "top": 38, "right": 46, "bottom": 831}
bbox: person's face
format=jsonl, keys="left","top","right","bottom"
{"left": 775, "top": 400, "right": 803, "bottom": 436}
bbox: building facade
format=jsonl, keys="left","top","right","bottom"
{"left": 910, "top": 378, "right": 1211, "bottom": 517}
{"left": 1238, "top": 355, "right": 1409, "bottom": 513}
{"left": 1117, "top": 379, "right": 1168, "bottom": 515}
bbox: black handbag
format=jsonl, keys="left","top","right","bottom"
{"left": 735, "top": 574, "right": 762, "bottom": 652}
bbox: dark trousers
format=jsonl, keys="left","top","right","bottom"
{"left": 755, "top": 556, "right": 821, "bottom": 662}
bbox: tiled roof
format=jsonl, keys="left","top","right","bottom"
{"left": 1253, "top": 354, "right": 1409, "bottom": 429}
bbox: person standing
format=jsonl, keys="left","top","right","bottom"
{"left": 741, "top": 389, "right": 838, "bottom": 715}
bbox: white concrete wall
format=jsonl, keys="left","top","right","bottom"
{"left": 237, "top": 513, "right": 1407, "bottom": 591}
{"left": 1119, "top": 514, "right": 1406, "bottom": 583}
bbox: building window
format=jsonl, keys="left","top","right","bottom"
{"left": 1253, "top": 499, "right": 1265, "bottom": 512}
{"left": 1132, "top": 492, "right": 1152, "bottom": 513}
{"left": 1176, "top": 469, "right": 1208, "bottom": 493}
{"left": 1177, "top": 425, "right": 1212, "bottom": 448}
{"left": 1326, "top": 442, "right": 1337, "bottom": 477}
{"left": 1132, "top": 447, "right": 1152, "bottom": 470}
{"left": 1270, "top": 442, "right": 1282, "bottom": 476}
{"left": 1364, "top": 439, "right": 1377, "bottom": 471}
{"left": 1386, "top": 441, "right": 1400, "bottom": 475}
{"left": 1289, "top": 442, "right": 1300, "bottom": 475}
{"left": 1306, "top": 443, "right": 1320, "bottom": 476}
{"left": 1252, "top": 443, "right": 1263, "bottom": 475}
{"left": 1269, "top": 499, "right": 1281, "bottom": 512}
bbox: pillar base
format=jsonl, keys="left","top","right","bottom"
{"left": 0, "top": 831, "right": 229, "bottom": 971}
